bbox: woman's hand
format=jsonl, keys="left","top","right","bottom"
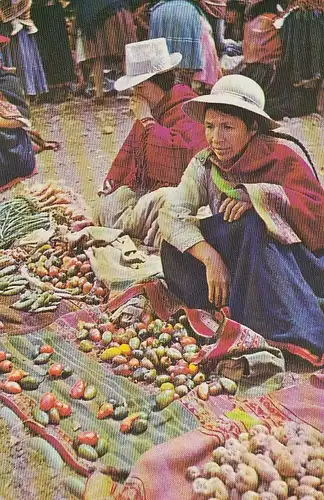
{"left": 188, "top": 241, "right": 230, "bottom": 309}
{"left": 204, "top": 249, "right": 230, "bottom": 309}
{"left": 219, "top": 197, "right": 252, "bottom": 222}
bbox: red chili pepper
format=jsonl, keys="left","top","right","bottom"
{"left": 39, "top": 345, "right": 54, "bottom": 354}
{"left": 48, "top": 363, "right": 63, "bottom": 378}
{"left": 96, "top": 402, "right": 114, "bottom": 420}
{"left": 70, "top": 379, "right": 85, "bottom": 399}
{"left": 77, "top": 431, "right": 99, "bottom": 447}
{"left": 39, "top": 392, "right": 56, "bottom": 411}
{"left": 55, "top": 401, "right": 72, "bottom": 417}
{"left": 0, "top": 360, "right": 13, "bottom": 373}
{"left": 1, "top": 381, "right": 22, "bottom": 394}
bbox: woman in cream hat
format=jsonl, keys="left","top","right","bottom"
{"left": 159, "top": 74, "right": 324, "bottom": 360}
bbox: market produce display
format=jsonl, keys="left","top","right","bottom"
{"left": 0, "top": 197, "right": 51, "bottom": 250}
{"left": 187, "top": 422, "right": 324, "bottom": 499}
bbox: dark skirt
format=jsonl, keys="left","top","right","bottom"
{"left": 161, "top": 212, "right": 324, "bottom": 356}
{"left": 0, "top": 128, "right": 36, "bottom": 187}
{"left": 31, "top": 2, "right": 75, "bottom": 86}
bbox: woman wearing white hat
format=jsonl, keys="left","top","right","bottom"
{"left": 159, "top": 74, "right": 324, "bottom": 359}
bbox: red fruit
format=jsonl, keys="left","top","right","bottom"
{"left": 40, "top": 392, "right": 56, "bottom": 411}
{"left": 94, "top": 287, "right": 105, "bottom": 298}
{"left": 96, "top": 402, "right": 114, "bottom": 420}
{"left": 48, "top": 363, "right": 63, "bottom": 378}
{"left": 80, "top": 263, "right": 91, "bottom": 275}
{"left": 70, "top": 379, "right": 85, "bottom": 399}
{"left": 48, "top": 266, "right": 59, "bottom": 278}
{"left": 88, "top": 328, "right": 102, "bottom": 343}
{"left": 99, "top": 322, "right": 115, "bottom": 334}
{"left": 1, "top": 381, "right": 22, "bottom": 394}
{"left": 55, "top": 401, "right": 72, "bottom": 417}
{"left": 161, "top": 324, "right": 174, "bottom": 334}
{"left": 0, "top": 351, "right": 7, "bottom": 362}
{"left": 7, "top": 369, "right": 28, "bottom": 382}
{"left": 0, "top": 360, "right": 13, "bottom": 373}
{"left": 39, "top": 345, "right": 54, "bottom": 354}
{"left": 180, "top": 337, "right": 197, "bottom": 346}
{"left": 141, "top": 313, "right": 153, "bottom": 326}
{"left": 77, "top": 431, "right": 98, "bottom": 447}
{"left": 136, "top": 322, "right": 147, "bottom": 332}
{"left": 82, "top": 282, "right": 92, "bottom": 295}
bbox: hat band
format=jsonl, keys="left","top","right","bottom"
{"left": 211, "top": 89, "right": 263, "bottom": 110}
{"left": 127, "top": 57, "right": 171, "bottom": 77}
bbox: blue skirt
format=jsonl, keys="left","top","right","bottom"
{"left": 0, "top": 128, "right": 35, "bottom": 186}
{"left": 161, "top": 212, "right": 324, "bottom": 356}
{"left": 149, "top": 0, "right": 203, "bottom": 70}
{"left": 1, "top": 26, "right": 48, "bottom": 96}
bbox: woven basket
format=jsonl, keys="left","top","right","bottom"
{"left": 0, "top": 0, "right": 31, "bottom": 22}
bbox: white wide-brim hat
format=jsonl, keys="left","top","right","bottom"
{"left": 115, "top": 38, "right": 182, "bottom": 92}
{"left": 182, "top": 75, "right": 280, "bottom": 130}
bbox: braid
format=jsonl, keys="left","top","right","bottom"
{"left": 268, "top": 130, "right": 320, "bottom": 182}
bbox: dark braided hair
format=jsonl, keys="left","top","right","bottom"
{"left": 206, "top": 103, "right": 320, "bottom": 182}
{"left": 267, "top": 130, "right": 319, "bottom": 182}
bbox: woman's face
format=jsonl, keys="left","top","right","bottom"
{"left": 204, "top": 108, "right": 255, "bottom": 163}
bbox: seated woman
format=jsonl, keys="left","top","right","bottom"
{"left": 0, "top": 65, "right": 36, "bottom": 189}
{"left": 159, "top": 75, "right": 324, "bottom": 356}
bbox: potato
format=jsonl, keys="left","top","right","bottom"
{"left": 275, "top": 454, "right": 299, "bottom": 477}
{"left": 295, "top": 485, "right": 318, "bottom": 498}
{"left": 250, "top": 425, "right": 270, "bottom": 436}
{"left": 309, "top": 448, "right": 324, "bottom": 461}
{"left": 306, "top": 459, "right": 324, "bottom": 478}
{"left": 236, "top": 464, "right": 259, "bottom": 493}
{"left": 192, "top": 477, "right": 208, "bottom": 495}
{"left": 286, "top": 478, "right": 299, "bottom": 496}
{"left": 242, "top": 492, "right": 261, "bottom": 500}
{"left": 219, "top": 464, "right": 236, "bottom": 488}
{"left": 260, "top": 494, "right": 278, "bottom": 500}
{"left": 255, "top": 459, "right": 280, "bottom": 483}
{"left": 203, "top": 461, "right": 221, "bottom": 478}
{"left": 212, "top": 447, "right": 228, "bottom": 465}
{"left": 300, "top": 475, "right": 321, "bottom": 488}
{"left": 206, "top": 477, "right": 229, "bottom": 499}
{"left": 268, "top": 480, "right": 289, "bottom": 499}
{"left": 250, "top": 434, "right": 269, "bottom": 454}
{"left": 186, "top": 465, "right": 201, "bottom": 481}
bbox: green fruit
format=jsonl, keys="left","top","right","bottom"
{"left": 77, "top": 444, "right": 98, "bottom": 462}
{"left": 129, "top": 337, "right": 140, "bottom": 350}
{"left": 76, "top": 329, "right": 89, "bottom": 341}
{"left": 156, "top": 375, "right": 171, "bottom": 387}
{"left": 19, "top": 376, "right": 40, "bottom": 391}
{"left": 32, "top": 345, "right": 41, "bottom": 358}
{"left": 219, "top": 377, "right": 237, "bottom": 395}
{"left": 95, "top": 438, "right": 109, "bottom": 458}
{"left": 79, "top": 340, "right": 93, "bottom": 353}
{"left": 131, "top": 419, "right": 148, "bottom": 435}
{"left": 156, "top": 390, "right": 174, "bottom": 410}
{"left": 184, "top": 344, "right": 199, "bottom": 354}
{"left": 175, "top": 385, "right": 189, "bottom": 397}
{"left": 48, "top": 407, "right": 60, "bottom": 425}
{"left": 159, "top": 333, "right": 171, "bottom": 346}
{"left": 83, "top": 385, "right": 97, "bottom": 401}
{"left": 101, "top": 331, "right": 113, "bottom": 346}
{"left": 33, "top": 353, "right": 52, "bottom": 365}
{"left": 32, "top": 407, "right": 49, "bottom": 426}
{"left": 113, "top": 406, "right": 129, "bottom": 420}
{"left": 67, "top": 266, "right": 78, "bottom": 277}
{"left": 61, "top": 366, "right": 73, "bottom": 379}
{"left": 173, "top": 375, "right": 187, "bottom": 387}
{"left": 145, "top": 349, "right": 159, "bottom": 366}
{"left": 155, "top": 346, "right": 165, "bottom": 358}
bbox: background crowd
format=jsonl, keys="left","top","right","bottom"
{"left": 0, "top": 0, "right": 323, "bottom": 119}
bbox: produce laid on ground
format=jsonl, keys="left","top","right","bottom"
{"left": 0, "top": 197, "right": 51, "bottom": 250}
{"left": 187, "top": 422, "right": 324, "bottom": 499}
{"left": 74, "top": 312, "right": 237, "bottom": 410}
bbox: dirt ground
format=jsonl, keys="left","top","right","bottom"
{"left": 17, "top": 96, "right": 324, "bottom": 208}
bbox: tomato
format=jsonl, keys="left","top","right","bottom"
{"left": 99, "top": 322, "right": 115, "bottom": 334}
{"left": 0, "top": 360, "right": 13, "bottom": 373}
{"left": 40, "top": 392, "right": 56, "bottom": 411}
{"left": 136, "top": 322, "right": 147, "bottom": 332}
{"left": 80, "top": 263, "right": 92, "bottom": 275}
{"left": 1, "top": 381, "right": 22, "bottom": 394}
{"left": 48, "top": 363, "right": 63, "bottom": 378}
{"left": 97, "top": 402, "right": 114, "bottom": 419}
{"left": 88, "top": 328, "right": 102, "bottom": 343}
{"left": 141, "top": 313, "right": 153, "bottom": 326}
{"left": 7, "top": 369, "right": 28, "bottom": 382}
{"left": 55, "top": 401, "right": 72, "bottom": 417}
{"left": 70, "top": 379, "right": 85, "bottom": 399}
{"left": 161, "top": 324, "right": 174, "bottom": 334}
{"left": 77, "top": 431, "right": 99, "bottom": 447}
{"left": 78, "top": 277, "right": 87, "bottom": 287}
{"left": 94, "top": 287, "right": 106, "bottom": 298}
{"left": 39, "top": 345, "right": 54, "bottom": 354}
{"left": 82, "top": 282, "right": 92, "bottom": 295}
{"left": 48, "top": 266, "right": 59, "bottom": 278}
{"left": 180, "top": 337, "right": 197, "bottom": 346}
{"left": 0, "top": 351, "right": 7, "bottom": 362}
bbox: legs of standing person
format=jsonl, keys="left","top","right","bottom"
{"left": 161, "top": 212, "right": 324, "bottom": 354}
{"left": 93, "top": 56, "right": 104, "bottom": 100}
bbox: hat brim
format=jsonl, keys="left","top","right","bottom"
{"left": 182, "top": 93, "right": 280, "bottom": 130}
{"left": 114, "top": 52, "right": 182, "bottom": 92}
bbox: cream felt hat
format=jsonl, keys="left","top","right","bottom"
{"left": 182, "top": 75, "right": 280, "bottom": 130}
{"left": 114, "top": 38, "right": 182, "bottom": 92}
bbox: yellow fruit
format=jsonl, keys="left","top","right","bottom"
{"left": 188, "top": 363, "right": 198, "bottom": 375}
{"left": 100, "top": 347, "right": 121, "bottom": 361}
{"left": 119, "top": 344, "right": 131, "bottom": 356}
{"left": 160, "top": 382, "right": 175, "bottom": 392}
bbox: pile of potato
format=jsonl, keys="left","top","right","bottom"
{"left": 187, "top": 421, "right": 324, "bottom": 499}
